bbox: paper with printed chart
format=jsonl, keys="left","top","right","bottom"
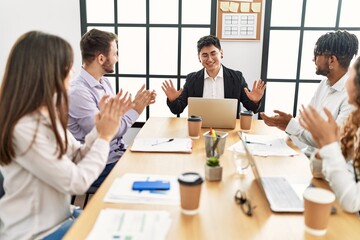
{"left": 87, "top": 209, "right": 171, "bottom": 240}
{"left": 103, "top": 173, "right": 180, "bottom": 205}
{"left": 227, "top": 133, "right": 299, "bottom": 157}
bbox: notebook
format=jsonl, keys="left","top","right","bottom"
{"left": 238, "top": 131, "right": 305, "bottom": 213}
{"left": 130, "top": 138, "right": 192, "bottom": 153}
{"left": 188, "top": 97, "right": 237, "bottom": 129}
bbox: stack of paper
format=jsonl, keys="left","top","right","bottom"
{"left": 227, "top": 133, "right": 299, "bottom": 157}
{"left": 87, "top": 209, "right": 171, "bottom": 240}
{"left": 103, "top": 173, "right": 180, "bottom": 205}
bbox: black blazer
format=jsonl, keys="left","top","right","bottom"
{"left": 167, "top": 65, "right": 261, "bottom": 118}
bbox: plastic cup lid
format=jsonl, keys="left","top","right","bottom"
{"left": 240, "top": 111, "right": 253, "bottom": 116}
{"left": 178, "top": 172, "right": 203, "bottom": 185}
{"left": 303, "top": 188, "right": 335, "bottom": 204}
{"left": 188, "top": 115, "right": 202, "bottom": 122}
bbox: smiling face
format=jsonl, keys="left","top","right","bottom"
{"left": 198, "top": 44, "right": 223, "bottom": 77}
{"left": 101, "top": 40, "right": 118, "bottom": 74}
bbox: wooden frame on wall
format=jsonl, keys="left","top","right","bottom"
{"left": 216, "top": 0, "right": 263, "bottom": 40}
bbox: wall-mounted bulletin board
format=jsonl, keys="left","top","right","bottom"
{"left": 217, "top": 0, "right": 263, "bottom": 40}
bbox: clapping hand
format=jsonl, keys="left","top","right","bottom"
{"left": 260, "top": 110, "right": 293, "bottom": 131}
{"left": 132, "top": 84, "right": 155, "bottom": 114}
{"left": 161, "top": 79, "right": 183, "bottom": 102}
{"left": 95, "top": 90, "right": 133, "bottom": 142}
{"left": 244, "top": 79, "right": 266, "bottom": 104}
{"left": 299, "top": 105, "right": 339, "bottom": 148}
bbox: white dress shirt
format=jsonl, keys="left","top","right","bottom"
{"left": 203, "top": 66, "right": 224, "bottom": 98}
{"left": 285, "top": 73, "right": 354, "bottom": 156}
{"left": 317, "top": 138, "right": 360, "bottom": 213}
{"left": 0, "top": 111, "right": 110, "bottom": 240}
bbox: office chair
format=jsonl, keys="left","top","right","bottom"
{"left": 0, "top": 170, "right": 4, "bottom": 198}
{"left": 71, "top": 186, "right": 98, "bottom": 208}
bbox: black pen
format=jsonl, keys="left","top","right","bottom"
{"left": 245, "top": 141, "right": 272, "bottom": 146}
{"left": 152, "top": 138, "right": 174, "bottom": 146}
{"left": 245, "top": 135, "right": 272, "bottom": 146}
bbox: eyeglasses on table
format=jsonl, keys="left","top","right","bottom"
{"left": 234, "top": 189, "right": 256, "bottom": 216}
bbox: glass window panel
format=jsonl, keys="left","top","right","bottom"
{"left": 181, "top": 28, "right": 210, "bottom": 75}
{"left": 264, "top": 82, "right": 295, "bottom": 115}
{"left": 86, "top": 0, "right": 114, "bottom": 23}
{"left": 118, "top": 27, "right": 146, "bottom": 74}
{"left": 296, "top": 82, "right": 319, "bottom": 116}
{"left": 182, "top": 0, "right": 211, "bottom": 24}
{"left": 118, "top": 77, "right": 147, "bottom": 122}
{"left": 87, "top": 26, "right": 115, "bottom": 33}
{"left": 300, "top": 30, "right": 328, "bottom": 80}
{"left": 118, "top": 0, "right": 146, "bottom": 23}
{"left": 304, "top": 0, "right": 338, "bottom": 27}
{"left": 270, "top": 0, "right": 303, "bottom": 27}
{"left": 340, "top": 0, "right": 360, "bottom": 27}
{"left": 149, "top": 28, "right": 178, "bottom": 75}
{"left": 149, "top": 78, "right": 178, "bottom": 117}
{"left": 150, "top": 0, "right": 178, "bottom": 24}
{"left": 267, "top": 30, "right": 300, "bottom": 79}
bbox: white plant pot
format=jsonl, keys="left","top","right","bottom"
{"left": 205, "top": 164, "right": 223, "bottom": 181}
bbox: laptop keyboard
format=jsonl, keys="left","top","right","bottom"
{"left": 261, "top": 177, "right": 303, "bottom": 210}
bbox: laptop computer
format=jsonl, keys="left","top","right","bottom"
{"left": 188, "top": 97, "right": 237, "bottom": 129}
{"left": 238, "top": 131, "right": 305, "bottom": 213}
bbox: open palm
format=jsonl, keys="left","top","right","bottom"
{"left": 244, "top": 79, "right": 266, "bottom": 103}
{"left": 162, "top": 79, "right": 183, "bottom": 102}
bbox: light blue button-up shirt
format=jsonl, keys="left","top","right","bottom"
{"left": 68, "top": 68, "right": 139, "bottom": 164}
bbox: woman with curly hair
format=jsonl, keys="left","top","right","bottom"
{"left": 300, "top": 56, "right": 360, "bottom": 213}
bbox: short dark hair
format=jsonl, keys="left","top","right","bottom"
{"left": 80, "top": 28, "right": 118, "bottom": 64}
{"left": 197, "top": 35, "right": 222, "bottom": 53}
{"left": 314, "top": 30, "right": 359, "bottom": 68}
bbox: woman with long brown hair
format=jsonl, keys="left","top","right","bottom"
{"left": 0, "top": 31, "right": 132, "bottom": 239}
{"left": 300, "top": 56, "right": 360, "bottom": 213}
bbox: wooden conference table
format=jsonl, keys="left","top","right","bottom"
{"left": 64, "top": 117, "right": 360, "bottom": 240}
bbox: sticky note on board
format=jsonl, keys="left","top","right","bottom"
{"left": 240, "top": 2, "right": 250, "bottom": 12}
{"left": 251, "top": 2, "right": 261, "bottom": 12}
{"left": 229, "top": 2, "right": 240, "bottom": 12}
{"left": 220, "top": 1, "right": 230, "bottom": 11}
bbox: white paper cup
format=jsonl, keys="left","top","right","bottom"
{"left": 303, "top": 188, "right": 335, "bottom": 236}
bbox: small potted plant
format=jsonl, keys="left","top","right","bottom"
{"left": 205, "top": 156, "right": 222, "bottom": 181}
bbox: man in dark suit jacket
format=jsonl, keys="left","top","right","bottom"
{"left": 162, "top": 35, "right": 266, "bottom": 118}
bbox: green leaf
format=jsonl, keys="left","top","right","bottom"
{"left": 206, "top": 156, "right": 220, "bottom": 167}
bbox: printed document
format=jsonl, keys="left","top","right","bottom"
{"left": 87, "top": 209, "right": 171, "bottom": 240}
{"left": 227, "top": 133, "right": 299, "bottom": 157}
{"left": 104, "top": 173, "right": 180, "bottom": 205}
{"left": 130, "top": 137, "right": 192, "bottom": 153}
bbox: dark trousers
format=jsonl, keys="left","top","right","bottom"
{"left": 90, "top": 161, "right": 117, "bottom": 188}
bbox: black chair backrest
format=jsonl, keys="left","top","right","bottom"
{"left": 0, "top": 170, "right": 4, "bottom": 198}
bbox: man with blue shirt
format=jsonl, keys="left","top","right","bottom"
{"left": 68, "top": 29, "right": 156, "bottom": 188}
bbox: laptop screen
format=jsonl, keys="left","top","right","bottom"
{"left": 188, "top": 97, "right": 237, "bottom": 129}
{"left": 238, "top": 131, "right": 262, "bottom": 182}
{"left": 238, "top": 131, "right": 305, "bottom": 213}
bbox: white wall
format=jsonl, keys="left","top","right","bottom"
{"left": 222, "top": 40, "right": 263, "bottom": 91}
{"left": 0, "top": 0, "right": 82, "bottom": 83}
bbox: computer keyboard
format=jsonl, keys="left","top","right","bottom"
{"left": 261, "top": 177, "right": 304, "bottom": 210}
